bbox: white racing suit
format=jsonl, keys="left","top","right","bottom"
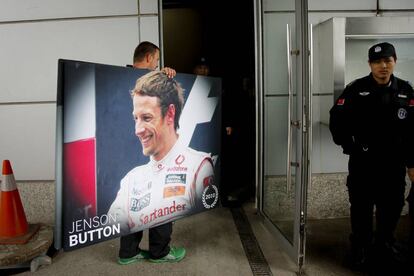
{"left": 108, "top": 139, "right": 217, "bottom": 234}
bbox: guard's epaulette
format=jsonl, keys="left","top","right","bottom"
{"left": 345, "top": 80, "right": 356, "bottom": 88}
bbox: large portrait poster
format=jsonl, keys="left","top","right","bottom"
{"left": 55, "top": 60, "right": 221, "bottom": 251}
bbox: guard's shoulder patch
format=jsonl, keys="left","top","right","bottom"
{"left": 336, "top": 98, "right": 345, "bottom": 106}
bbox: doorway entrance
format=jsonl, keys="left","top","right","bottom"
{"left": 162, "top": 0, "right": 256, "bottom": 206}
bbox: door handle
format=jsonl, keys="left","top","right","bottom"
{"left": 308, "top": 23, "right": 314, "bottom": 191}
{"left": 286, "top": 24, "right": 293, "bottom": 195}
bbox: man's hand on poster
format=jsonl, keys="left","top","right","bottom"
{"left": 408, "top": 168, "right": 414, "bottom": 182}
{"left": 161, "top": 67, "right": 176, "bottom": 78}
{"left": 226, "top": 127, "right": 233, "bottom": 136}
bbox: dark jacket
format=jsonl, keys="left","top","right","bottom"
{"left": 329, "top": 73, "right": 414, "bottom": 169}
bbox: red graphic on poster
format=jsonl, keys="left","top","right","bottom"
{"left": 63, "top": 138, "right": 97, "bottom": 217}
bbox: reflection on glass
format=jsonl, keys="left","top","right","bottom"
{"left": 263, "top": 168, "right": 296, "bottom": 242}
{"left": 263, "top": 96, "right": 297, "bottom": 243}
{"left": 261, "top": 0, "right": 297, "bottom": 245}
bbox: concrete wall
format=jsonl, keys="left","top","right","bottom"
{"left": 0, "top": 0, "right": 160, "bottom": 224}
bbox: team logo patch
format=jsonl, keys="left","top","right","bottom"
{"left": 163, "top": 186, "right": 186, "bottom": 198}
{"left": 359, "top": 91, "right": 370, "bottom": 96}
{"left": 398, "top": 108, "right": 407, "bottom": 119}
{"left": 130, "top": 193, "right": 150, "bottom": 212}
{"left": 410, "top": 99, "right": 414, "bottom": 106}
{"left": 165, "top": 174, "right": 186, "bottom": 185}
{"left": 337, "top": 98, "right": 345, "bottom": 105}
{"left": 374, "top": 46, "right": 381, "bottom": 53}
{"left": 201, "top": 184, "right": 219, "bottom": 209}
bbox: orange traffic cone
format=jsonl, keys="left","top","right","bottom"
{"left": 0, "top": 160, "right": 29, "bottom": 238}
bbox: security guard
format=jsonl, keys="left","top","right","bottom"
{"left": 329, "top": 42, "right": 414, "bottom": 270}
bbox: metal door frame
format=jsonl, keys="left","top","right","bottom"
{"left": 254, "top": 0, "right": 311, "bottom": 271}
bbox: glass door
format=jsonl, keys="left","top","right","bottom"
{"left": 255, "top": 0, "right": 311, "bottom": 271}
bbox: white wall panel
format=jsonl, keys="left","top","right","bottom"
{"left": 382, "top": 11, "right": 414, "bottom": 16}
{"left": 380, "top": 0, "right": 414, "bottom": 9}
{"left": 140, "top": 0, "right": 158, "bottom": 14}
{"left": 264, "top": 0, "right": 376, "bottom": 12}
{"left": 0, "top": 0, "right": 138, "bottom": 22}
{"left": 0, "top": 103, "right": 56, "bottom": 180}
{"left": 140, "top": 16, "right": 159, "bottom": 46}
{"left": 0, "top": 17, "right": 139, "bottom": 103}
{"left": 263, "top": 0, "right": 294, "bottom": 12}
{"left": 309, "top": 0, "right": 376, "bottom": 11}
{"left": 309, "top": 12, "right": 375, "bottom": 25}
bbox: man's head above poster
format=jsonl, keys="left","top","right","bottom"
{"left": 133, "top": 41, "right": 160, "bottom": 70}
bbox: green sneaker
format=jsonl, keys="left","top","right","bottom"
{"left": 149, "top": 246, "right": 186, "bottom": 263}
{"left": 118, "top": 250, "right": 150, "bottom": 265}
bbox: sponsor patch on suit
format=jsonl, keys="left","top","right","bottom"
{"left": 163, "top": 186, "right": 186, "bottom": 198}
{"left": 165, "top": 174, "right": 186, "bottom": 185}
{"left": 130, "top": 193, "right": 151, "bottom": 212}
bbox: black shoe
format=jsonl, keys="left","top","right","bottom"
{"left": 349, "top": 246, "right": 369, "bottom": 271}
{"left": 369, "top": 242, "right": 407, "bottom": 274}
{"left": 383, "top": 242, "right": 406, "bottom": 263}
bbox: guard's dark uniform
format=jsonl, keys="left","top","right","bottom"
{"left": 329, "top": 73, "right": 414, "bottom": 254}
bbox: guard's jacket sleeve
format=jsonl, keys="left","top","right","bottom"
{"left": 329, "top": 86, "right": 355, "bottom": 155}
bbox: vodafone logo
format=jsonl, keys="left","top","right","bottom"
{"left": 175, "top": 154, "right": 185, "bottom": 165}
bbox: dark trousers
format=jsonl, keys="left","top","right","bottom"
{"left": 346, "top": 159, "right": 406, "bottom": 249}
{"left": 408, "top": 183, "right": 414, "bottom": 251}
{"left": 119, "top": 222, "right": 172, "bottom": 259}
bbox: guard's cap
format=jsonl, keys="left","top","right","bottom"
{"left": 368, "top": 42, "right": 396, "bottom": 62}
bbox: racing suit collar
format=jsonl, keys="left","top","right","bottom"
{"left": 149, "top": 136, "right": 183, "bottom": 172}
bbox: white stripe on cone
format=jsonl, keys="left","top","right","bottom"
{"left": 1, "top": 174, "right": 17, "bottom": 192}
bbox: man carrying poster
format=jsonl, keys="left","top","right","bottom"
{"left": 108, "top": 70, "right": 217, "bottom": 263}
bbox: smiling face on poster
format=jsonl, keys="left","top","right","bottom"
{"left": 57, "top": 60, "right": 221, "bottom": 251}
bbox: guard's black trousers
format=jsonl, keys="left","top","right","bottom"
{"left": 119, "top": 222, "right": 172, "bottom": 259}
{"left": 408, "top": 183, "right": 414, "bottom": 249}
{"left": 347, "top": 154, "right": 406, "bottom": 248}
